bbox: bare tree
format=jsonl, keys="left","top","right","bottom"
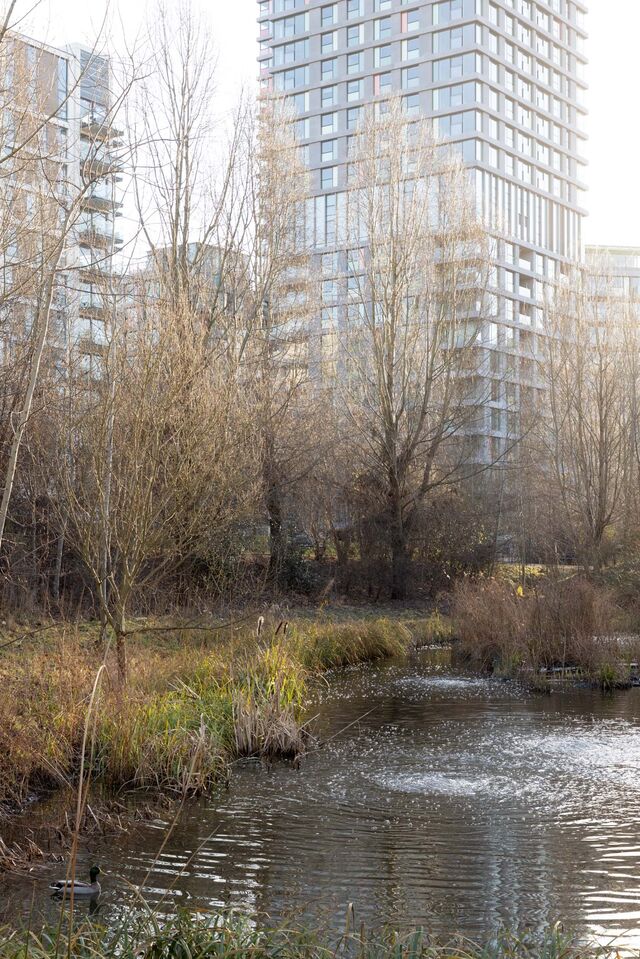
{"left": 240, "top": 96, "right": 322, "bottom": 585}
{"left": 337, "top": 100, "right": 490, "bottom": 599}
{"left": 130, "top": 0, "right": 253, "bottom": 329}
{"left": 540, "top": 261, "right": 629, "bottom": 569}
{"left": 55, "top": 297, "right": 255, "bottom": 682}
{"left": 0, "top": 17, "right": 133, "bottom": 568}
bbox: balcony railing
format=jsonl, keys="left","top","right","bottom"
{"left": 81, "top": 193, "right": 121, "bottom": 213}
{"left": 78, "top": 226, "right": 122, "bottom": 250}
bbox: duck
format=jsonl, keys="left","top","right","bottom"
{"left": 49, "top": 865, "right": 101, "bottom": 897}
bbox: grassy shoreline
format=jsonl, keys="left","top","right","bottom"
{"left": 0, "top": 610, "right": 447, "bottom": 825}
{"left": 0, "top": 912, "right": 616, "bottom": 959}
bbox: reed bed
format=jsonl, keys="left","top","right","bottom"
{"left": 0, "top": 613, "right": 415, "bottom": 816}
{"left": 452, "top": 576, "right": 638, "bottom": 687}
{"left": 0, "top": 912, "right": 613, "bottom": 959}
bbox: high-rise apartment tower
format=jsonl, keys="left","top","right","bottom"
{"left": 257, "top": 0, "right": 588, "bottom": 461}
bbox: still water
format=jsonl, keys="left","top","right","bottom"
{"left": 3, "top": 650, "right": 640, "bottom": 946}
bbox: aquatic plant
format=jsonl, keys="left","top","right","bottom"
{"left": 0, "top": 912, "right": 613, "bottom": 959}
{"left": 452, "top": 576, "right": 638, "bottom": 685}
{"left": 292, "top": 618, "right": 412, "bottom": 671}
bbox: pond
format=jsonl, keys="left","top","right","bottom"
{"left": 3, "top": 649, "right": 640, "bottom": 948}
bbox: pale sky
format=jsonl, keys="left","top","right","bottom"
{"left": 22, "top": 0, "right": 640, "bottom": 250}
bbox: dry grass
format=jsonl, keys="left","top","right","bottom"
{"left": 452, "top": 576, "right": 637, "bottom": 686}
{"left": 0, "top": 611, "right": 419, "bottom": 813}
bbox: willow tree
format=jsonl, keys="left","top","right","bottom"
{"left": 339, "top": 100, "right": 490, "bottom": 599}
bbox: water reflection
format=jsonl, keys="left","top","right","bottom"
{"left": 3, "top": 653, "right": 640, "bottom": 948}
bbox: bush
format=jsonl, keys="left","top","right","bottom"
{"left": 452, "top": 575, "right": 635, "bottom": 683}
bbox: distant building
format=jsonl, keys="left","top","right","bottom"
{"left": 257, "top": 0, "right": 588, "bottom": 462}
{"left": 0, "top": 33, "right": 123, "bottom": 366}
{"left": 585, "top": 246, "right": 640, "bottom": 311}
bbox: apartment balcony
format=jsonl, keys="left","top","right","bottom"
{"left": 81, "top": 115, "right": 124, "bottom": 143}
{"left": 80, "top": 193, "right": 121, "bottom": 214}
{"left": 78, "top": 260, "right": 118, "bottom": 284}
{"left": 78, "top": 226, "right": 123, "bottom": 250}
{"left": 77, "top": 334, "right": 107, "bottom": 357}
{"left": 79, "top": 299, "right": 107, "bottom": 319}
{"left": 81, "top": 151, "right": 122, "bottom": 179}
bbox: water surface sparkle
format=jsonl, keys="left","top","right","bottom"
{"left": 3, "top": 654, "right": 640, "bottom": 948}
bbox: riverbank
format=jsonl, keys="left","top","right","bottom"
{"left": 0, "top": 609, "right": 445, "bottom": 825}
{"left": 0, "top": 912, "right": 614, "bottom": 959}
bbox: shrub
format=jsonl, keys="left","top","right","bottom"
{"left": 452, "top": 575, "right": 634, "bottom": 682}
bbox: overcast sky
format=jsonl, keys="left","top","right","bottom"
{"left": 24, "top": 0, "right": 640, "bottom": 249}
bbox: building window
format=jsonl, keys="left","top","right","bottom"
{"left": 347, "top": 24, "right": 363, "bottom": 46}
{"left": 403, "top": 93, "right": 420, "bottom": 115}
{"left": 374, "top": 44, "right": 392, "bottom": 67}
{"left": 321, "top": 32, "right": 336, "bottom": 53}
{"left": 347, "top": 106, "right": 362, "bottom": 130}
{"left": 321, "top": 112, "right": 337, "bottom": 134}
{"left": 321, "top": 59, "right": 336, "bottom": 80}
{"left": 402, "top": 65, "right": 421, "bottom": 89}
{"left": 57, "top": 57, "right": 68, "bottom": 119}
{"left": 401, "top": 8, "right": 421, "bottom": 31}
{"left": 374, "top": 17, "right": 391, "bottom": 40}
{"left": 347, "top": 79, "right": 362, "bottom": 101}
{"left": 347, "top": 52, "right": 363, "bottom": 74}
{"left": 321, "top": 85, "right": 336, "bottom": 107}
{"left": 321, "top": 166, "right": 337, "bottom": 189}
{"left": 321, "top": 4, "right": 336, "bottom": 26}
{"left": 321, "top": 138, "right": 337, "bottom": 161}
{"left": 401, "top": 37, "right": 420, "bottom": 60}
{"left": 374, "top": 72, "right": 392, "bottom": 95}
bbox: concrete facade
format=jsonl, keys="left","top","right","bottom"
{"left": 1, "top": 34, "right": 122, "bottom": 366}
{"left": 257, "top": 0, "right": 588, "bottom": 461}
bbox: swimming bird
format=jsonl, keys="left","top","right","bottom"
{"left": 49, "top": 865, "right": 101, "bottom": 897}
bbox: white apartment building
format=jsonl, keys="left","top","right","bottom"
{"left": 257, "top": 0, "right": 588, "bottom": 461}
{"left": 0, "top": 35, "right": 122, "bottom": 364}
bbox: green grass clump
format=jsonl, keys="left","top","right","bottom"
{"left": 0, "top": 913, "right": 611, "bottom": 959}
{"left": 0, "top": 613, "right": 421, "bottom": 812}
{"left": 405, "top": 612, "right": 453, "bottom": 647}
{"left": 293, "top": 618, "right": 412, "bottom": 671}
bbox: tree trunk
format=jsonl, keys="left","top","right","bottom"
{"left": 52, "top": 527, "right": 65, "bottom": 605}
{"left": 390, "top": 536, "right": 409, "bottom": 601}
{"left": 267, "top": 482, "right": 285, "bottom": 585}
{"left": 115, "top": 623, "right": 127, "bottom": 684}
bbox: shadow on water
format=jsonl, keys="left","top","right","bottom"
{"left": 3, "top": 648, "right": 640, "bottom": 949}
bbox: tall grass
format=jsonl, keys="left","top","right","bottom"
{"left": 292, "top": 619, "right": 412, "bottom": 671}
{"left": 0, "top": 912, "right": 613, "bottom": 959}
{"left": 452, "top": 576, "right": 637, "bottom": 686}
{"left": 0, "top": 613, "right": 416, "bottom": 815}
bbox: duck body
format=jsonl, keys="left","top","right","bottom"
{"left": 50, "top": 866, "right": 101, "bottom": 897}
